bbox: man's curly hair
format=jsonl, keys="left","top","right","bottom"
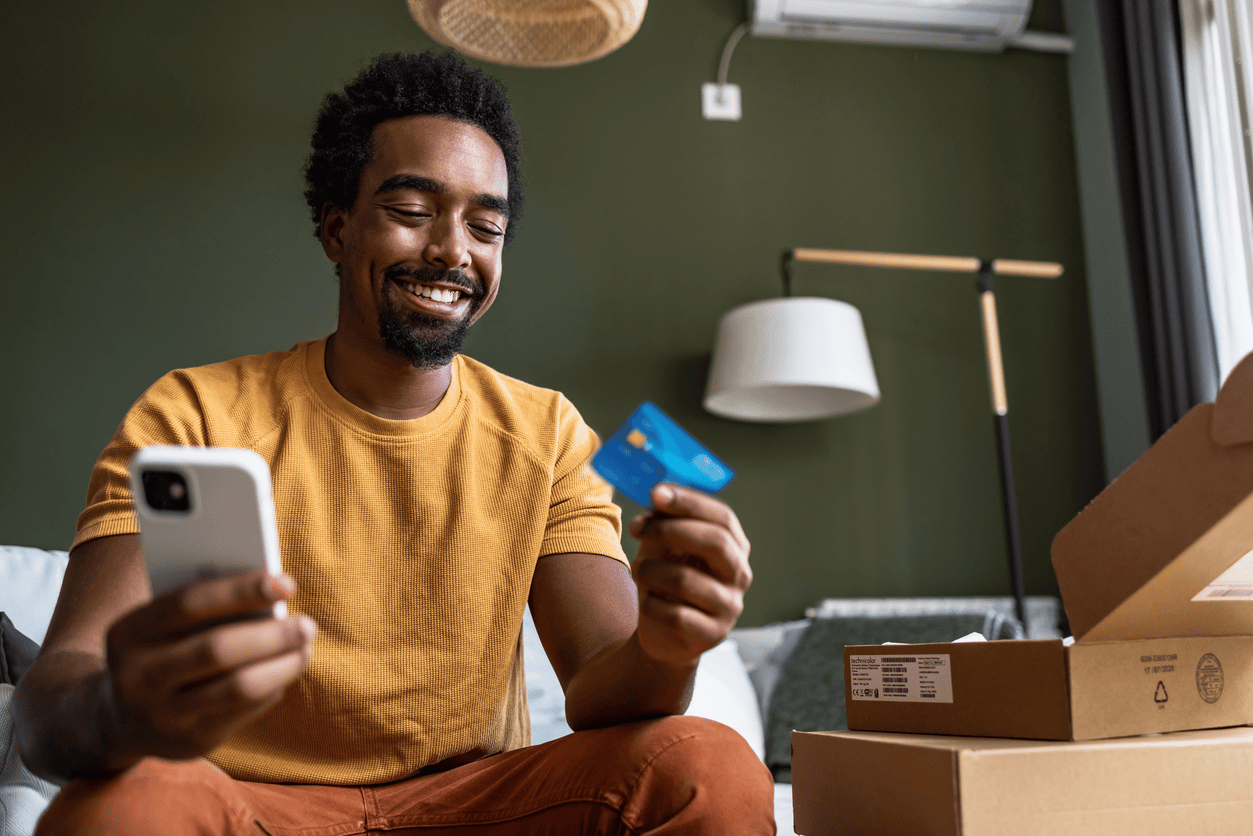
{"left": 304, "top": 51, "right": 523, "bottom": 244}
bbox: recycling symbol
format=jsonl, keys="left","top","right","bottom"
{"left": 1154, "top": 681, "right": 1168, "bottom": 704}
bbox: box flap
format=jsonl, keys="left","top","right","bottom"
{"left": 1213, "top": 352, "right": 1253, "bottom": 447}
{"left": 1052, "top": 394, "right": 1253, "bottom": 641}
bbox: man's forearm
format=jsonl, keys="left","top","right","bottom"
{"left": 562, "top": 630, "right": 698, "bottom": 731}
{"left": 13, "top": 650, "right": 140, "bottom": 783}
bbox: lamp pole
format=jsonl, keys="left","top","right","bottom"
{"left": 786, "top": 248, "right": 1063, "bottom": 628}
{"left": 977, "top": 261, "right": 1026, "bottom": 626}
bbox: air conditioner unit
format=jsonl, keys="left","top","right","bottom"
{"left": 750, "top": 0, "right": 1033, "bottom": 52}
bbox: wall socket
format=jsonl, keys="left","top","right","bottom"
{"left": 701, "top": 83, "right": 741, "bottom": 121}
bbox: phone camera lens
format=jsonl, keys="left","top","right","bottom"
{"left": 141, "top": 469, "right": 191, "bottom": 512}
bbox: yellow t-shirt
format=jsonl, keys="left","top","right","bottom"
{"left": 75, "top": 337, "right": 628, "bottom": 785}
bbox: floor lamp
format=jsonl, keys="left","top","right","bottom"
{"left": 703, "top": 248, "right": 1064, "bottom": 625}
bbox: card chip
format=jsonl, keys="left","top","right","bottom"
{"left": 627, "top": 429, "right": 648, "bottom": 448}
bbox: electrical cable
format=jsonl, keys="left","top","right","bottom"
{"left": 718, "top": 22, "right": 750, "bottom": 86}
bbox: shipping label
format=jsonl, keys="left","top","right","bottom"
{"left": 848, "top": 654, "right": 954, "bottom": 703}
{"left": 1192, "top": 547, "right": 1253, "bottom": 601}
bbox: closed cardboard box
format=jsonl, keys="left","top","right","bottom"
{"left": 845, "top": 353, "right": 1253, "bottom": 740}
{"left": 791, "top": 727, "right": 1253, "bottom": 836}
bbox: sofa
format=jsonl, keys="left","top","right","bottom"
{"left": 0, "top": 544, "right": 1062, "bottom": 835}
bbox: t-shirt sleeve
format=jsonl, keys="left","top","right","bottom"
{"left": 539, "top": 396, "right": 629, "bottom": 566}
{"left": 73, "top": 371, "right": 210, "bottom": 550}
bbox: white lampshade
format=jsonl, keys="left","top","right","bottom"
{"left": 704, "top": 297, "right": 881, "bottom": 422}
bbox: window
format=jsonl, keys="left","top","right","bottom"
{"left": 1179, "top": 0, "right": 1253, "bottom": 380}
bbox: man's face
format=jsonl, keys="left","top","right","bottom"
{"left": 320, "top": 114, "right": 509, "bottom": 368}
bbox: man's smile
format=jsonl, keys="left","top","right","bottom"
{"left": 391, "top": 277, "right": 471, "bottom": 317}
{"left": 381, "top": 263, "right": 484, "bottom": 323}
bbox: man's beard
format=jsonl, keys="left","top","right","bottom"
{"left": 378, "top": 265, "right": 485, "bottom": 370}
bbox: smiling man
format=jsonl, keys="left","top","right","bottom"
{"left": 14, "top": 52, "right": 775, "bottom": 834}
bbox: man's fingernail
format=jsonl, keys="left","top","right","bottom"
{"left": 653, "top": 485, "right": 674, "bottom": 505}
{"left": 271, "top": 573, "right": 296, "bottom": 596}
{"left": 298, "top": 616, "right": 318, "bottom": 641}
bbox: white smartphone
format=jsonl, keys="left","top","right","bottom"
{"left": 129, "top": 445, "right": 286, "bottom": 617}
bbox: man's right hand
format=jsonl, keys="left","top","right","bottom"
{"left": 13, "top": 534, "right": 315, "bottom": 781}
{"left": 105, "top": 571, "right": 316, "bottom": 761}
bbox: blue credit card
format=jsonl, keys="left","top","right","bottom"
{"left": 592, "top": 402, "right": 734, "bottom": 508}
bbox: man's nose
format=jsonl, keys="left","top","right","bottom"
{"left": 424, "top": 215, "right": 471, "bottom": 271}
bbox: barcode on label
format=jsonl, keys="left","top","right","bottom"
{"left": 1204, "top": 588, "right": 1253, "bottom": 598}
{"left": 848, "top": 653, "right": 953, "bottom": 704}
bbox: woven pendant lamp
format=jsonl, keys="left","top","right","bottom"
{"left": 407, "top": 0, "right": 647, "bottom": 67}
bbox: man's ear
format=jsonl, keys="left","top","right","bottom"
{"left": 318, "top": 204, "right": 348, "bottom": 264}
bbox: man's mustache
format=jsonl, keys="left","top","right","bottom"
{"left": 383, "top": 264, "right": 484, "bottom": 299}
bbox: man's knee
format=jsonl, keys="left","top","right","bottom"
{"left": 35, "top": 758, "right": 248, "bottom": 836}
{"left": 632, "top": 715, "right": 768, "bottom": 783}
{"left": 620, "top": 715, "right": 775, "bottom": 833}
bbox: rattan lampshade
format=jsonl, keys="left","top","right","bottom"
{"left": 407, "top": 0, "right": 648, "bottom": 67}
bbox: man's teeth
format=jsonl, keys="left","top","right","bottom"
{"left": 403, "top": 282, "right": 461, "bottom": 303}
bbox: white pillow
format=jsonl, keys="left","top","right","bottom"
{"left": 522, "top": 610, "right": 765, "bottom": 761}
{"left": 0, "top": 547, "right": 69, "bottom": 646}
{"left": 685, "top": 639, "right": 765, "bottom": 762}
{"left": 521, "top": 607, "right": 574, "bottom": 745}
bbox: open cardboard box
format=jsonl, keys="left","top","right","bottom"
{"left": 791, "top": 727, "right": 1253, "bottom": 836}
{"left": 844, "top": 353, "right": 1253, "bottom": 741}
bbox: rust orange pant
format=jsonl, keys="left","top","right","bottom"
{"left": 36, "top": 716, "right": 775, "bottom": 835}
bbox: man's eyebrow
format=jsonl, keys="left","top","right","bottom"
{"left": 473, "top": 193, "right": 510, "bottom": 217}
{"left": 374, "top": 174, "right": 443, "bottom": 197}
{"left": 374, "top": 174, "right": 509, "bottom": 218}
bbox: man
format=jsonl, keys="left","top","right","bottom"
{"left": 14, "top": 51, "right": 775, "bottom": 834}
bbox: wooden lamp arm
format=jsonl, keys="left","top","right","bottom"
{"left": 790, "top": 247, "right": 1063, "bottom": 279}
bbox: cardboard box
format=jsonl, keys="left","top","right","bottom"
{"left": 843, "top": 634, "right": 1253, "bottom": 740}
{"left": 791, "top": 727, "right": 1253, "bottom": 836}
{"left": 844, "top": 353, "right": 1253, "bottom": 740}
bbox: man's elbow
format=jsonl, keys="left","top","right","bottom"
{"left": 12, "top": 673, "right": 63, "bottom": 784}
{"left": 12, "top": 651, "right": 114, "bottom": 785}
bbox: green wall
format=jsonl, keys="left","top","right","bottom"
{"left": 0, "top": 1, "right": 1103, "bottom": 626}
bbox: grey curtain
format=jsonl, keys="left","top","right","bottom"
{"left": 1099, "top": 0, "right": 1219, "bottom": 439}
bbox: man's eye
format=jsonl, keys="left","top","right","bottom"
{"left": 472, "top": 224, "right": 504, "bottom": 238}
{"left": 389, "top": 207, "right": 430, "bottom": 220}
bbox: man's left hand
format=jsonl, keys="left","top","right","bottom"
{"left": 628, "top": 483, "right": 752, "bottom": 669}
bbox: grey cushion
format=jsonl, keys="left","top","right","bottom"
{"left": 724, "top": 619, "right": 808, "bottom": 719}
{"left": 809, "top": 596, "right": 1060, "bottom": 639}
{"left": 0, "top": 616, "right": 39, "bottom": 686}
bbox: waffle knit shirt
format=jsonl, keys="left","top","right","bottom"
{"left": 73, "top": 336, "right": 628, "bottom": 785}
